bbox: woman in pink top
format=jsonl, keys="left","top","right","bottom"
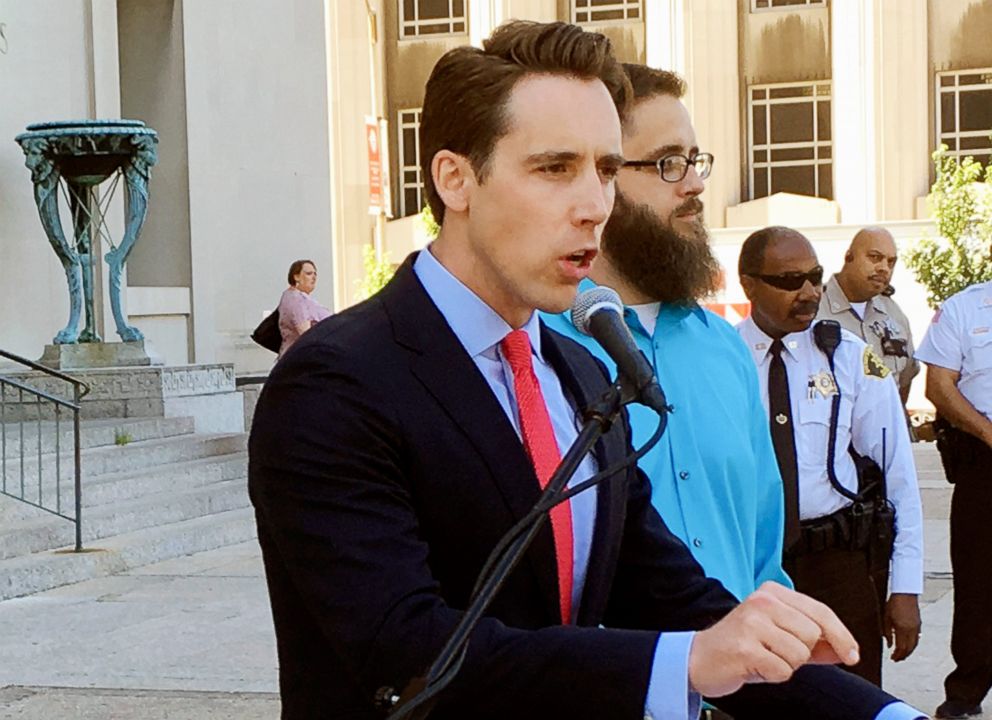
{"left": 277, "top": 259, "right": 332, "bottom": 356}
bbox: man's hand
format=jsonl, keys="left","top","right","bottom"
{"left": 687, "top": 582, "right": 859, "bottom": 698}
{"left": 884, "top": 593, "right": 921, "bottom": 661}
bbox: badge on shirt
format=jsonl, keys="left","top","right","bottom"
{"left": 863, "top": 346, "right": 892, "bottom": 379}
{"left": 973, "top": 326, "right": 990, "bottom": 335}
{"left": 808, "top": 370, "right": 838, "bottom": 399}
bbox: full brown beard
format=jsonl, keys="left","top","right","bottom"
{"left": 600, "top": 191, "right": 722, "bottom": 305}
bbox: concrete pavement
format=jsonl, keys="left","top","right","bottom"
{"left": 0, "top": 443, "right": 981, "bottom": 718}
{"left": 0, "top": 542, "right": 278, "bottom": 718}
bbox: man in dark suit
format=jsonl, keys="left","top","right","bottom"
{"left": 249, "top": 20, "right": 926, "bottom": 720}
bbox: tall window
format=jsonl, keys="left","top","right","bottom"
{"left": 937, "top": 68, "right": 992, "bottom": 167}
{"left": 748, "top": 81, "right": 832, "bottom": 200}
{"left": 400, "top": 0, "right": 466, "bottom": 39}
{"left": 751, "top": 0, "right": 826, "bottom": 10}
{"left": 398, "top": 109, "right": 423, "bottom": 218}
{"left": 572, "top": 0, "right": 641, "bottom": 24}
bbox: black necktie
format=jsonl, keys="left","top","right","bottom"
{"left": 768, "top": 339, "right": 800, "bottom": 548}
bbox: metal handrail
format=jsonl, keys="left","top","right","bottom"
{"left": 0, "top": 376, "right": 81, "bottom": 410}
{"left": 0, "top": 349, "right": 85, "bottom": 551}
{"left": 0, "top": 348, "right": 91, "bottom": 398}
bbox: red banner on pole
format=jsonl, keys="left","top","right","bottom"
{"left": 366, "top": 116, "right": 383, "bottom": 214}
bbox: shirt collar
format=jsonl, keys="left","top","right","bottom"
{"left": 824, "top": 275, "right": 851, "bottom": 313}
{"left": 576, "top": 277, "right": 709, "bottom": 336}
{"left": 826, "top": 275, "right": 887, "bottom": 317}
{"left": 739, "top": 316, "right": 802, "bottom": 364}
{"left": 414, "top": 246, "right": 543, "bottom": 361}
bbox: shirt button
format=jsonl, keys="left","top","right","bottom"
{"left": 679, "top": 470, "right": 690, "bottom": 480}
{"left": 693, "top": 538, "right": 703, "bottom": 548}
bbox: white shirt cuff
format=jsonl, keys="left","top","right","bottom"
{"left": 875, "top": 700, "right": 929, "bottom": 719}
{"left": 644, "top": 631, "right": 700, "bottom": 720}
{"left": 890, "top": 554, "right": 924, "bottom": 595}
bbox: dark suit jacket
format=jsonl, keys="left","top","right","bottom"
{"left": 248, "top": 256, "right": 901, "bottom": 720}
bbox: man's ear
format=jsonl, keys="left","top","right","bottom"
{"left": 740, "top": 274, "right": 757, "bottom": 301}
{"left": 431, "top": 150, "right": 473, "bottom": 214}
{"left": 844, "top": 251, "right": 853, "bottom": 264}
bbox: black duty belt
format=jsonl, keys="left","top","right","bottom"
{"left": 784, "top": 500, "right": 876, "bottom": 559}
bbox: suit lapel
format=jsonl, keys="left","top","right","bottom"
{"left": 540, "top": 325, "right": 631, "bottom": 626}
{"left": 381, "top": 256, "right": 561, "bottom": 622}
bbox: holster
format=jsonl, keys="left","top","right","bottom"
{"left": 868, "top": 500, "right": 895, "bottom": 576}
{"left": 849, "top": 500, "right": 874, "bottom": 551}
{"left": 933, "top": 415, "right": 985, "bottom": 484}
{"left": 933, "top": 415, "right": 960, "bottom": 483}
{"left": 788, "top": 454, "right": 893, "bottom": 565}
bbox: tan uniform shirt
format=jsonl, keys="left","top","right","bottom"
{"left": 818, "top": 276, "right": 920, "bottom": 397}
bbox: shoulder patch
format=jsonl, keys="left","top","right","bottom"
{"left": 863, "top": 346, "right": 891, "bottom": 379}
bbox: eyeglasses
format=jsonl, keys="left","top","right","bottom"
{"left": 746, "top": 266, "right": 824, "bottom": 291}
{"left": 623, "top": 152, "right": 714, "bottom": 182}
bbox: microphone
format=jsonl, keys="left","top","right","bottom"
{"left": 570, "top": 287, "right": 668, "bottom": 414}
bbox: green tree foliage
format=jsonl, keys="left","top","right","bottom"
{"left": 904, "top": 146, "right": 992, "bottom": 309}
{"left": 420, "top": 204, "right": 440, "bottom": 239}
{"left": 356, "top": 244, "right": 396, "bottom": 300}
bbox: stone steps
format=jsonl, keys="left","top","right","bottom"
{"left": 0, "top": 507, "right": 257, "bottom": 601}
{"left": 0, "top": 416, "right": 196, "bottom": 460}
{"left": 0, "top": 475, "right": 249, "bottom": 561}
{"left": 2, "top": 432, "right": 247, "bottom": 488}
{"left": 0, "top": 451, "right": 248, "bottom": 526}
{"left": 0, "top": 410, "right": 254, "bottom": 600}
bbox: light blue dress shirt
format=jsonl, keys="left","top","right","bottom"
{"left": 543, "top": 279, "right": 792, "bottom": 601}
{"left": 414, "top": 249, "right": 697, "bottom": 720}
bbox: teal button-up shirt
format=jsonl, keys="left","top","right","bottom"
{"left": 543, "top": 281, "right": 791, "bottom": 600}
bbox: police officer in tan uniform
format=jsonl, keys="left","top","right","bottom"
{"left": 917, "top": 279, "right": 992, "bottom": 719}
{"left": 818, "top": 227, "right": 919, "bottom": 406}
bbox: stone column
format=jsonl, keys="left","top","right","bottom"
{"left": 87, "top": 0, "right": 125, "bottom": 342}
{"left": 646, "top": 0, "right": 740, "bottom": 229}
{"left": 469, "top": 0, "right": 504, "bottom": 48}
{"left": 644, "top": 0, "right": 687, "bottom": 77}
{"left": 874, "top": 0, "right": 929, "bottom": 221}
{"left": 830, "top": 0, "right": 878, "bottom": 224}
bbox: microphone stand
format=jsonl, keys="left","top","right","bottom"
{"left": 385, "top": 376, "right": 665, "bottom": 720}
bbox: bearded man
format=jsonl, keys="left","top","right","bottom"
{"left": 543, "top": 63, "right": 791, "bottom": 603}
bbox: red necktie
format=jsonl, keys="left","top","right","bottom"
{"left": 500, "top": 329, "right": 574, "bottom": 623}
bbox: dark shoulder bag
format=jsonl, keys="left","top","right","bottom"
{"left": 251, "top": 309, "right": 282, "bottom": 353}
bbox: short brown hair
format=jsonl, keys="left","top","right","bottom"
{"left": 622, "top": 63, "right": 686, "bottom": 103}
{"left": 287, "top": 259, "right": 315, "bottom": 286}
{"left": 420, "top": 20, "right": 631, "bottom": 224}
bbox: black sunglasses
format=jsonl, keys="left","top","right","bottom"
{"left": 746, "top": 266, "right": 824, "bottom": 291}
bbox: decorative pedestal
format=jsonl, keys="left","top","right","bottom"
{"left": 38, "top": 340, "right": 163, "bottom": 370}
{"left": 15, "top": 120, "right": 158, "bottom": 347}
